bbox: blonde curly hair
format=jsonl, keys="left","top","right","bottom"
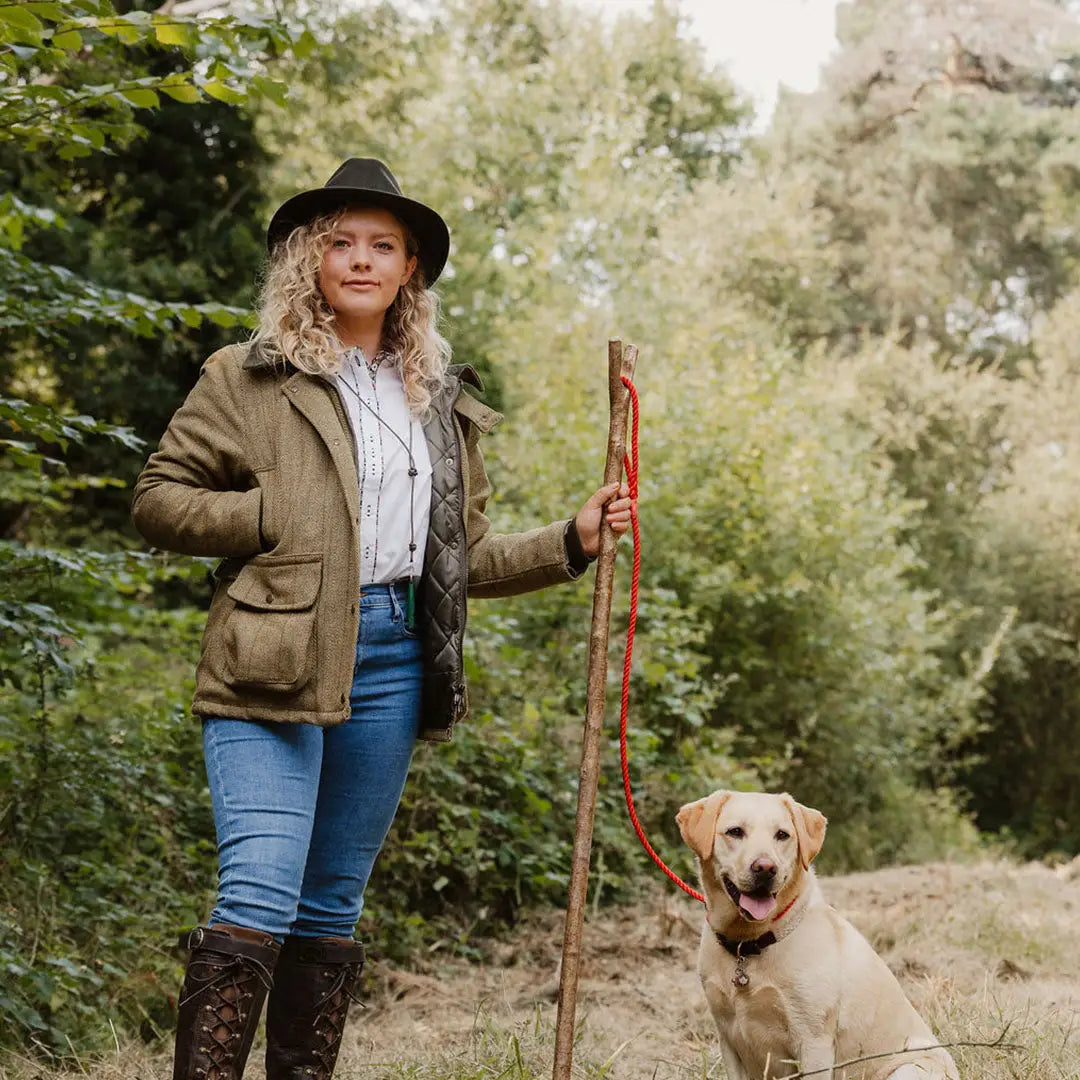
{"left": 250, "top": 207, "right": 451, "bottom": 417}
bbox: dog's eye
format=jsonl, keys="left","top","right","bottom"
{"left": 775, "top": 829, "right": 791, "bottom": 841}
{"left": 725, "top": 826, "right": 745, "bottom": 838}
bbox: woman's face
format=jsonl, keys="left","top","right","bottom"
{"left": 318, "top": 206, "right": 417, "bottom": 336}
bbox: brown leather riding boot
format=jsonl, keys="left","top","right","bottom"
{"left": 173, "top": 924, "right": 280, "bottom": 1080}
{"left": 264, "top": 936, "right": 366, "bottom": 1080}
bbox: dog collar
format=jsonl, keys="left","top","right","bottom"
{"left": 710, "top": 893, "right": 803, "bottom": 986}
{"left": 713, "top": 929, "right": 777, "bottom": 958}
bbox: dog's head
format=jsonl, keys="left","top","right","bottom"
{"left": 676, "top": 790, "right": 827, "bottom": 923}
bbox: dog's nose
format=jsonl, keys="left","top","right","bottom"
{"left": 751, "top": 857, "right": 777, "bottom": 876}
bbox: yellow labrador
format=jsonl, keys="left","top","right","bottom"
{"left": 676, "top": 791, "right": 959, "bottom": 1080}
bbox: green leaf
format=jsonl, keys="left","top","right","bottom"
{"left": 251, "top": 74, "right": 288, "bottom": 107}
{"left": 118, "top": 88, "right": 160, "bottom": 109}
{"left": 0, "top": 7, "right": 43, "bottom": 32}
{"left": 199, "top": 79, "right": 246, "bottom": 106}
{"left": 160, "top": 83, "right": 201, "bottom": 104}
{"left": 94, "top": 19, "right": 140, "bottom": 44}
{"left": 206, "top": 308, "right": 237, "bottom": 328}
{"left": 153, "top": 20, "right": 193, "bottom": 48}
{"left": 70, "top": 123, "right": 105, "bottom": 150}
{"left": 293, "top": 28, "right": 317, "bottom": 59}
{"left": 23, "top": 2, "right": 66, "bottom": 19}
{"left": 0, "top": 5, "right": 44, "bottom": 45}
{"left": 50, "top": 28, "right": 82, "bottom": 50}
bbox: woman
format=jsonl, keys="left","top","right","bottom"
{"left": 131, "top": 158, "right": 631, "bottom": 1080}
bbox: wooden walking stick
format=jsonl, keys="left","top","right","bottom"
{"left": 552, "top": 339, "right": 638, "bottom": 1080}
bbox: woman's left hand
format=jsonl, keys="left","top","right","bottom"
{"left": 575, "top": 481, "right": 634, "bottom": 558}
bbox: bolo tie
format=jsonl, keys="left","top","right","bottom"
{"left": 339, "top": 350, "right": 419, "bottom": 630}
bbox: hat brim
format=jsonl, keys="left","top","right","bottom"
{"left": 267, "top": 187, "right": 450, "bottom": 285}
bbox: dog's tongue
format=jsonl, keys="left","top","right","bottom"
{"left": 739, "top": 893, "right": 777, "bottom": 921}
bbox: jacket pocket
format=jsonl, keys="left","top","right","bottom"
{"left": 222, "top": 553, "right": 322, "bottom": 691}
{"left": 255, "top": 464, "right": 281, "bottom": 551}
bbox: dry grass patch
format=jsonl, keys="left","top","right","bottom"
{"left": 2, "top": 859, "right": 1078, "bottom": 1080}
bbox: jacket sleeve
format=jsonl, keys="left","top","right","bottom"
{"left": 131, "top": 354, "right": 265, "bottom": 558}
{"left": 463, "top": 417, "right": 588, "bottom": 599}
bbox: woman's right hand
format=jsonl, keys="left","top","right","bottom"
{"left": 573, "top": 481, "right": 634, "bottom": 557}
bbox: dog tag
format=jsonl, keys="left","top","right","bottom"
{"left": 733, "top": 970, "right": 750, "bottom": 988}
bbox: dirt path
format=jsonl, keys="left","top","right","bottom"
{"left": 344, "top": 859, "right": 1080, "bottom": 1080}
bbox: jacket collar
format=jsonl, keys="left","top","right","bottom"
{"left": 241, "top": 340, "right": 286, "bottom": 371}
{"left": 446, "top": 362, "right": 483, "bottom": 390}
{"left": 241, "top": 340, "right": 485, "bottom": 394}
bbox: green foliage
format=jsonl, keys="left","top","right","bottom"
{"left": 7, "top": 0, "right": 1080, "bottom": 1062}
{"left": 0, "top": 248, "right": 254, "bottom": 337}
{"left": 764, "top": 3, "right": 1080, "bottom": 362}
{"left": 0, "top": 0, "right": 305, "bottom": 1056}
{"left": 256, "top": 0, "right": 746, "bottom": 399}
{"left": 0, "top": 0, "right": 288, "bottom": 537}
{"left": 363, "top": 592, "right": 745, "bottom": 958}
{"left": 0, "top": 1, "right": 312, "bottom": 154}
{"left": 947, "top": 294, "right": 1080, "bottom": 854}
{"left": 0, "top": 605, "right": 214, "bottom": 1052}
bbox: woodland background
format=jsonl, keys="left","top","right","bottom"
{"left": 4, "top": 0, "right": 1080, "bottom": 1060}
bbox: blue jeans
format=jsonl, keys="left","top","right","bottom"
{"left": 202, "top": 583, "right": 422, "bottom": 940}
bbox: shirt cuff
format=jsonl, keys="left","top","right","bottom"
{"left": 563, "top": 518, "right": 595, "bottom": 578}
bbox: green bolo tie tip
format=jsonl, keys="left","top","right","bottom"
{"left": 406, "top": 578, "right": 416, "bottom": 631}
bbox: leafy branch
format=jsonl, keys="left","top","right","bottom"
{"left": 0, "top": 249, "right": 255, "bottom": 337}
{"left": 0, "top": 0, "right": 309, "bottom": 151}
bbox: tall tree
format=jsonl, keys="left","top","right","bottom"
{"left": 761, "top": 0, "right": 1080, "bottom": 362}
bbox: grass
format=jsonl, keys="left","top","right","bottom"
{"left": 2, "top": 858, "right": 1079, "bottom": 1080}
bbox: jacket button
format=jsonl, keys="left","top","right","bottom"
{"left": 445, "top": 457, "right": 454, "bottom": 466}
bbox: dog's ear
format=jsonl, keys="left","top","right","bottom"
{"left": 781, "top": 794, "right": 827, "bottom": 870}
{"left": 676, "top": 791, "right": 732, "bottom": 861}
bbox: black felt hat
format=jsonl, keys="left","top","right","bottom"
{"left": 266, "top": 158, "right": 450, "bottom": 284}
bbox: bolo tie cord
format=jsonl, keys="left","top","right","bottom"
{"left": 340, "top": 352, "right": 419, "bottom": 630}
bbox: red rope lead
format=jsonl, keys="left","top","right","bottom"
{"left": 618, "top": 375, "right": 705, "bottom": 905}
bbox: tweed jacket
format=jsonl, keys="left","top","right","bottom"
{"left": 131, "top": 343, "right": 584, "bottom": 741}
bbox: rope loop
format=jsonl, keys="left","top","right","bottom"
{"left": 618, "top": 374, "right": 705, "bottom": 905}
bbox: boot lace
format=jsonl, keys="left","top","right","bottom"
{"left": 183, "top": 954, "right": 275, "bottom": 1078}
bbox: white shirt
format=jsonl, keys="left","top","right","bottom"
{"left": 334, "top": 349, "right": 433, "bottom": 585}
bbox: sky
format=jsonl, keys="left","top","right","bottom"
{"left": 577, "top": 0, "right": 841, "bottom": 123}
